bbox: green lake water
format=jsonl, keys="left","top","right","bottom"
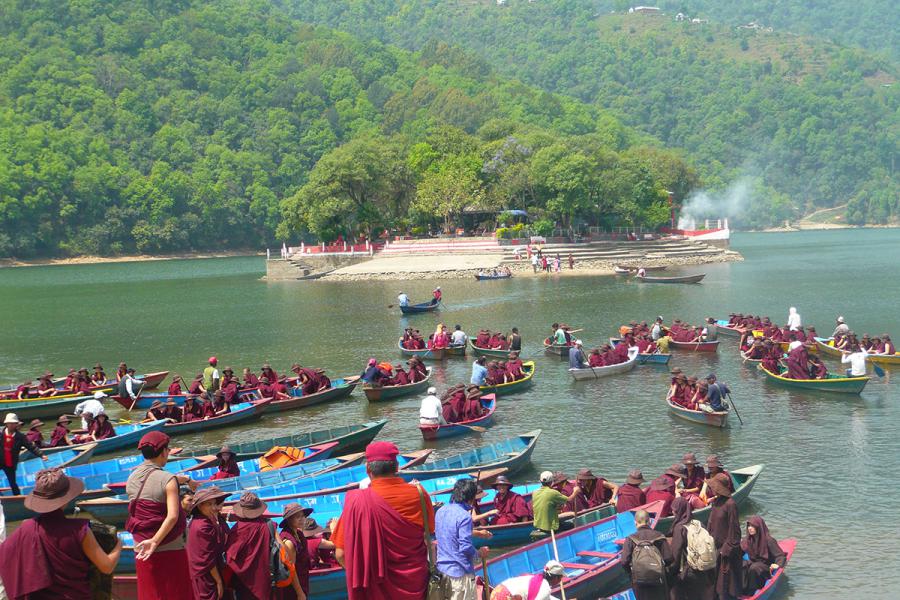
{"left": 2, "top": 228, "right": 899, "bottom": 598}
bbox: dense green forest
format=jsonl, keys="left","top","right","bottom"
{"left": 0, "top": 0, "right": 702, "bottom": 257}
{"left": 283, "top": 0, "right": 899, "bottom": 226}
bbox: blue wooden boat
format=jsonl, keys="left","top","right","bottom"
{"left": 160, "top": 398, "right": 271, "bottom": 435}
{"left": 419, "top": 394, "right": 496, "bottom": 441}
{"left": 475, "top": 272, "right": 512, "bottom": 280}
{"left": 114, "top": 386, "right": 259, "bottom": 410}
{"left": 264, "top": 377, "right": 360, "bottom": 413}
{"left": 399, "top": 300, "right": 440, "bottom": 314}
{"left": 715, "top": 319, "right": 745, "bottom": 338}
{"left": 181, "top": 419, "right": 387, "bottom": 462}
{"left": 2, "top": 394, "right": 96, "bottom": 421}
{"left": 610, "top": 339, "right": 671, "bottom": 365}
{"left": 605, "top": 538, "right": 796, "bottom": 600}
{"left": 405, "top": 430, "right": 540, "bottom": 478}
{"left": 79, "top": 450, "right": 433, "bottom": 525}
{"left": 477, "top": 504, "right": 664, "bottom": 599}
{"left": 13, "top": 445, "right": 97, "bottom": 488}
{"left": 398, "top": 339, "right": 446, "bottom": 360}
{"left": 192, "top": 453, "right": 363, "bottom": 495}
{"left": 42, "top": 420, "right": 167, "bottom": 456}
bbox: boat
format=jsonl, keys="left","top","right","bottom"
{"left": 469, "top": 340, "right": 519, "bottom": 358}
{"left": 363, "top": 368, "right": 432, "bottom": 401}
{"left": 112, "top": 383, "right": 265, "bottom": 410}
{"left": 669, "top": 339, "right": 720, "bottom": 352}
{"left": 0, "top": 394, "right": 98, "bottom": 421}
{"left": 399, "top": 300, "right": 440, "bottom": 314}
{"left": 667, "top": 398, "right": 729, "bottom": 428}
{"left": 757, "top": 364, "right": 869, "bottom": 394}
{"left": 476, "top": 504, "right": 664, "bottom": 599}
{"left": 478, "top": 361, "right": 535, "bottom": 395}
{"left": 80, "top": 450, "right": 435, "bottom": 526}
{"left": 419, "top": 394, "right": 496, "bottom": 441}
{"left": 160, "top": 398, "right": 271, "bottom": 435}
{"left": 615, "top": 265, "right": 667, "bottom": 272}
{"left": 263, "top": 377, "right": 360, "bottom": 413}
{"left": 637, "top": 352, "right": 671, "bottom": 364}
{"left": 407, "top": 431, "right": 540, "bottom": 478}
{"left": 42, "top": 420, "right": 168, "bottom": 456}
{"left": 0, "top": 371, "right": 169, "bottom": 401}
{"left": 715, "top": 319, "right": 745, "bottom": 337}
{"left": 543, "top": 339, "right": 572, "bottom": 359}
{"left": 397, "top": 339, "right": 446, "bottom": 360}
{"left": 181, "top": 419, "right": 387, "bottom": 462}
{"left": 475, "top": 272, "right": 512, "bottom": 280}
{"left": 613, "top": 266, "right": 632, "bottom": 274}
{"left": 815, "top": 336, "right": 900, "bottom": 366}
{"left": 635, "top": 273, "right": 705, "bottom": 284}
{"left": 12, "top": 445, "right": 98, "bottom": 489}
{"left": 605, "top": 538, "right": 796, "bottom": 600}
{"left": 569, "top": 348, "right": 639, "bottom": 381}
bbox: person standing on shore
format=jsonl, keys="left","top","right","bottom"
{"left": 531, "top": 253, "right": 539, "bottom": 273}
{"left": 568, "top": 252, "right": 574, "bottom": 270}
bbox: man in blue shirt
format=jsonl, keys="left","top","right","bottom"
{"left": 705, "top": 373, "right": 730, "bottom": 411}
{"left": 435, "top": 479, "right": 492, "bottom": 599}
{"left": 397, "top": 291, "right": 409, "bottom": 307}
{"left": 568, "top": 340, "right": 586, "bottom": 369}
{"left": 470, "top": 357, "right": 488, "bottom": 385}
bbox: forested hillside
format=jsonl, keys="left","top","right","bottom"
{"left": 0, "top": 0, "right": 700, "bottom": 257}
{"left": 283, "top": 0, "right": 900, "bottom": 225}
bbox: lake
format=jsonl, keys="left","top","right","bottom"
{"left": 2, "top": 228, "right": 899, "bottom": 598}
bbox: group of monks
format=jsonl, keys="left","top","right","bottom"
{"left": 730, "top": 313, "right": 818, "bottom": 345}
{"left": 482, "top": 352, "right": 527, "bottom": 385}
{"left": 663, "top": 319, "right": 708, "bottom": 343}
{"left": 666, "top": 369, "right": 714, "bottom": 410}
{"left": 741, "top": 336, "right": 829, "bottom": 379}
{"left": 586, "top": 339, "right": 644, "bottom": 367}
{"left": 12, "top": 362, "right": 130, "bottom": 399}
{"left": 399, "top": 327, "right": 432, "bottom": 350}
{"left": 472, "top": 328, "right": 522, "bottom": 352}
{"left": 361, "top": 356, "right": 428, "bottom": 387}
{"left": 174, "top": 362, "right": 332, "bottom": 402}
{"left": 26, "top": 412, "right": 117, "bottom": 448}
{"left": 438, "top": 384, "right": 489, "bottom": 423}
{"left": 834, "top": 331, "right": 895, "bottom": 355}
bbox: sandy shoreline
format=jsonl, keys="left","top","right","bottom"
{"left": 0, "top": 250, "right": 262, "bottom": 268}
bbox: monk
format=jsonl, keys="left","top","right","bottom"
{"left": 707, "top": 473, "right": 743, "bottom": 600}
{"left": 278, "top": 503, "right": 314, "bottom": 600}
{"left": 615, "top": 470, "right": 646, "bottom": 513}
{"left": 49, "top": 415, "right": 72, "bottom": 447}
{"left": 91, "top": 413, "right": 116, "bottom": 440}
{"left": 167, "top": 375, "right": 184, "bottom": 396}
{"left": 26, "top": 419, "right": 45, "bottom": 448}
{"left": 305, "top": 517, "right": 337, "bottom": 569}
{"left": 566, "top": 468, "right": 617, "bottom": 512}
{"left": 761, "top": 341, "right": 782, "bottom": 373}
{"left": 462, "top": 387, "right": 485, "bottom": 421}
{"left": 483, "top": 475, "right": 532, "bottom": 525}
{"left": 116, "top": 362, "right": 128, "bottom": 381}
{"left": 784, "top": 341, "right": 810, "bottom": 379}
{"left": 186, "top": 486, "right": 231, "bottom": 600}
{"left": 506, "top": 352, "right": 524, "bottom": 380}
{"left": 63, "top": 369, "right": 78, "bottom": 391}
{"left": 242, "top": 367, "right": 260, "bottom": 388}
{"left": 36, "top": 373, "right": 57, "bottom": 397}
{"left": 145, "top": 400, "right": 168, "bottom": 422}
{"left": 408, "top": 357, "right": 427, "bottom": 382}
{"left": 208, "top": 446, "right": 240, "bottom": 480}
{"left": 181, "top": 396, "right": 203, "bottom": 422}
{"left": 125, "top": 431, "right": 196, "bottom": 600}
{"left": 741, "top": 516, "right": 786, "bottom": 595}
{"left": 261, "top": 363, "right": 279, "bottom": 384}
{"left": 645, "top": 475, "right": 676, "bottom": 518}
{"left": 332, "top": 441, "right": 435, "bottom": 600}
{"left": 668, "top": 373, "right": 688, "bottom": 406}
{"left": 704, "top": 455, "right": 735, "bottom": 495}
{"left": 680, "top": 452, "right": 707, "bottom": 509}
{"left": 390, "top": 364, "right": 410, "bottom": 386}
{"left": 808, "top": 355, "right": 828, "bottom": 379}
{"left": 92, "top": 363, "right": 108, "bottom": 385}
{"left": 220, "top": 368, "right": 240, "bottom": 404}
{"left": 226, "top": 492, "right": 276, "bottom": 599}
{"left": 211, "top": 390, "right": 230, "bottom": 416}
{"left": 188, "top": 373, "right": 204, "bottom": 395}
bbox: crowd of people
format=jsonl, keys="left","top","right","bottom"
{"left": 360, "top": 356, "right": 428, "bottom": 387}
{"left": 476, "top": 266, "right": 512, "bottom": 278}
{"left": 400, "top": 323, "right": 466, "bottom": 351}
{"left": 469, "top": 352, "right": 528, "bottom": 387}
{"left": 666, "top": 370, "right": 731, "bottom": 413}
{"left": 10, "top": 362, "right": 140, "bottom": 399}
{"left": 419, "top": 384, "right": 488, "bottom": 425}
{"left": 472, "top": 327, "right": 522, "bottom": 352}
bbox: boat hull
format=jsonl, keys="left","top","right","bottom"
{"left": 162, "top": 399, "right": 271, "bottom": 435}
{"left": 406, "top": 430, "right": 540, "bottom": 479}
{"left": 470, "top": 341, "right": 517, "bottom": 358}
{"left": 637, "top": 352, "right": 671, "bottom": 364}
{"left": 670, "top": 339, "right": 720, "bottom": 352}
{"left": 398, "top": 339, "right": 446, "bottom": 360}
{"left": 544, "top": 341, "right": 572, "bottom": 359}
{"left": 569, "top": 351, "right": 638, "bottom": 381}
{"left": 478, "top": 362, "right": 535, "bottom": 395}
{"left": 667, "top": 399, "right": 728, "bottom": 428}
{"left": 815, "top": 336, "right": 900, "bottom": 365}
{"left": 363, "top": 368, "right": 432, "bottom": 401}
{"left": 715, "top": 319, "right": 745, "bottom": 337}
{"left": 758, "top": 365, "right": 869, "bottom": 394}
{"left": 636, "top": 273, "right": 705, "bottom": 283}
{"left": 264, "top": 377, "right": 359, "bottom": 413}
{"left": 399, "top": 301, "right": 440, "bottom": 314}
{"left": 42, "top": 420, "right": 168, "bottom": 456}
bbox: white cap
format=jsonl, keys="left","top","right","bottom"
{"left": 539, "top": 471, "right": 554, "bottom": 484}
{"left": 94, "top": 391, "right": 107, "bottom": 400}
{"left": 837, "top": 316, "right": 845, "bottom": 323}
{"left": 789, "top": 340, "right": 802, "bottom": 351}
{"left": 575, "top": 339, "right": 583, "bottom": 346}
{"left": 3, "top": 413, "right": 20, "bottom": 425}
{"left": 427, "top": 387, "right": 437, "bottom": 395}
{"left": 544, "top": 560, "right": 566, "bottom": 576}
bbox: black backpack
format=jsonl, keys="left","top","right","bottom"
{"left": 629, "top": 534, "right": 666, "bottom": 586}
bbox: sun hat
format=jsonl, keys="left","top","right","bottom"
{"left": 189, "top": 486, "right": 230, "bottom": 513}
{"left": 232, "top": 491, "right": 268, "bottom": 519}
{"left": 706, "top": 473, "right": 732, "bottom": 498}
{"left": 28, "top": 419, "right": 44, "bottom": 430}
{"left": 492, "top": 475, "right": 513, "bottom": 489}
{"left": 24, "top": 468, "right": 86, "bottom": 513}
{"left": 706, "top": 455, "right": 724, "bottom": 469}
{"left": 665, "top": 464, "right": 686, "bottom": 479}
{"left": 216, "top": 446, "right": 233, "bottom": 458}
{"left": 279, "top": 502, "right": 314, "bottom": 528}
{"left": 3, "top": 413, "right": 21, "bottom": 425}
{"left": 301, "top": 517, "right": 327, "bottom": 537}
{"left": 682, "top": 452, "right": 698, "bottom": 466}
{"left": 626, "top": 469, "right": 645, "bottom": 485}
{"left": 57, "top": 415, "right": 71, "bottom": 425}
{"left": 576, "top": 468, "right": 598, "bottom": 480}
{"left": 544, "top": 560, "right": 566, "bottom": 576}
{"left": 93, "top": 391, "right": 107, "bottom": 399}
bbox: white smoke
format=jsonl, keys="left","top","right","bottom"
{"left": 678, "top": 178, "right": 753, "bottom": 230}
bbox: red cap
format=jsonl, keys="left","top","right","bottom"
{"left": 137, "top": 431, "right": 170, "bottom": 451}
{"left": 209, "top": 356, "right": 217, "bottom": 364}
{"left": 365, "top": 441, "right": 399, "bottom": 463}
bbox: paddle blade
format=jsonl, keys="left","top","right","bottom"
{"left": 873, "top": 363, "right": 885, "bottom": 378}
{"left": 468, "top": 425, "right": 487, "bottom": 433}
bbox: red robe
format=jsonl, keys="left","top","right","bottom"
{"left": 167, "top": 382, "right": 182, "bottom": 395}
{"left": 226, "top": 518, "right": 273, "bottom": 599}
{"left": 278, "top": 529, "right": 311, "bottom": 597}
{"left": 187, "top": 515, "right": 230, "bottom": 600}
{"left": 490, "top": 491, "right": 532, "bottom": 525}
{"left": 615, "top": 483, "right": 646, "bottom": 513}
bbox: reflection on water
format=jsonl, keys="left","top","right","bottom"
{"left": 4, "top": 230, "right": 900, "bottom": 597}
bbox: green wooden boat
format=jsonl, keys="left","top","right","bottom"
{"left": 758, "top": 364, "right": 869, "bottom": 394}
{"left": 180, "top": 419, "right": 388, "bottom": 462}
{"left": 363, "top": 368, "right": 433, "bottom": 402}
{"left": 478, "top": 361, "right": 535, "bottom": 396}
{"left": 469, "top": 340, "right": 518, "bottom": 358}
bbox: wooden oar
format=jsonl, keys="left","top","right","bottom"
{"left": 870, "top": 362, "right": 885, "bottom": 378}
{"left": 480, "top": 553, "right": 492, "bottom": 600}
{"left": 456, "top": 423, "right": 488, "bottom": 433}
{"left": 549, "top": 527, "right": 568, "bottom": 600}
{"left": 726, "top": 393, "right": 744, "bottom": 426}
{"left": 579, "top": 349, "right": 598, "bottom": 378}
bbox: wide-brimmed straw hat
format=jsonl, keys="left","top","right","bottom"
{"left": 216, "top": 446, "right": 233, "bottom": 458}
{"left": 28, "top": 419, "right": 44, "bottom": 430}
{"left": 57, "top": 415, "right": 71, "bottom": 425}
{"left": 24, "top": 468, "right": 85, "bottom": 512}
{"left": 576, "top": 468, "right": 598, "bottom": 481}
{"left": 682, "top": 452, "right": 698, "bottom": 466}
{"left": 665, "top": 464, "right": 686, "bottom": 479}
{"left": 3, "top": 413, "right": 21, "bottom": 425}
{"left": 232, "top": 491, "right": 268, "bottom": 518}
{"left": 279, "top": 502, "right": 314, "bottom": 528}
{"left": 706, "top": 455, "right": 724, "bottom": 469}
{"left": 706, "top": 473, "right": 732, "bottom": 498}
{"left": 190, "top": 486, "right": 230, "bottom": 513}
{"left": 492, "top": 475, "right": 514, "bottom": 489}
{"left": 626, "top": 469, "right": 645, "bottom": 485}
{"left": 301, "top": 517, "right": 327, "bottom": 537}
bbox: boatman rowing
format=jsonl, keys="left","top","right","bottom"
{"left": 568, "top": 340, "right": 586, "bottom": 369}
{"left": 397, "top": 291, "right": 409, "bottom": 308}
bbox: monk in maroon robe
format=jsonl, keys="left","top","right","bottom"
{"left": 707, "top": 474, "right": 743, "bottom": 600}
{"left": 188, "top": 373, "right": 204, "bottom": 395}
{"left": 92, "top": 363, "right": 107, "bottom": 384}
{"left": 462, "top": 389, "right": 485, "bottom": 421}
{"left": 26, "top": 419, "right": 45, "bottom": 448}
{"left": 680, "top": 453, "right": 706, "bottom": 509}
{"left": 243, "top": 368, "right": 260, "bottom": 388}
{"left": 182, "top": 396, "right": 203, "bottom": 422}
{"left": 705, "top": 455, "right": 735, "bottom": 494}
{"left": 487, "top": 476, "right": 532, "bottom": 525}
{"left": 186, "top": 486, "right": 230, "bottom": 600}
{"left": 226, "top": 492, "right": 275, "bottom": 599}
{"left": 448, "top": 389, "right": 467, "bottom": 423}
{"left": 277, "top": 503, "right": 315, "bottom": 599}
{"left": 92, "top": 413, "right": 116, "bottom": 440}
{"left": 221, "top": 369, "right": 240, "bottom": 403}
{"left": 390, "top": 365, "right": 409, "bottom": 386}
{"left": 208, "top": 446, "right": 240, "bottom": 480}
{"left": 645, "top": 475, "right": 676, "bottom": 517}
{"left": 49, "top": 416, "right": 72, "bottom": 447}
{"left": 615, "top": 470, "right": 647, "bottom": 513}
{"left": 568, "top": 469, "right": 616, "bottom": 511}
{"left": 36, "top": 374, "right": 57, "bottom": 397}
{"left": 476, "top": 330, "right": 490, "bottom": 347}
{"left": 261, "top": 364, "right": 279, "bottom": 383}
{"left": 506, "top": 353, "right": 524, "bottom": 380}
{"left": 785, "top": 344, "right": 810, "bottom": 379}
{"left": 167, "top": 376, "right": 183, "bottom": 396}
{"left": 332, "top": 441, "right": 435, "bottom": 600}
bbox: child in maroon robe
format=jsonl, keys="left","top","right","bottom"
{"left": 92, "top": 364, "right": 107, "bottom": 385}
{"left": 209, "top": 446, "right": 240, "bottom": 480}
{"left": 182, "top": 396, "right": 203, "bottom": 422}
{"left": 49, "top": 416, "right": 72, "bottom": 447}
{"left": 186, "top": 486, "right": 230, "bottom": 600}
{"left": 487, "top": 476, "right": 532, "bottom": 525}
{"left": 278, "top": 503, "right": 316, "bottom": 599}
{"left": 26, "top": 419, "right": 45, "bottom": 448}
{"left": 92, "top": 413, "right": 116, "bottom": 440}
{"left": 188, "top": 373, "right": 204, "bottom": 394}
{"left": 243, "top": 368, "right": 260, "bottom": 388}
{"left": 645, "top": 475, "right": 676, "bottom": 517}
{"left": 167, "top": 375, "right": 183, "bottom": 396}
{"left": 390, "top": 365, "right": 409, "bottom": 386}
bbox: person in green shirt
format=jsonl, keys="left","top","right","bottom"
{"left": 532, "top": 470, "right": 581, "bottom": 533}
{"left": 202, "top": 356, "right": 220, "bottom": 394}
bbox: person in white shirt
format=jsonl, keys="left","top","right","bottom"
{"left": 832, "top": 316, "right": 850, "bottom": 338}
{"left": 491, "top": 560, "right": 565, "bottom": 600}
{"left": 397, "top": 291, "right": 410, "bottom": 307}
{"left": 787, "top": 307, "right": 802, "bottom": 331}
{"left": 531, "top": 253, "right": 539, "bottom": 273}
{"left": 450, "top": 325, "right": 468, "bottom": 347}
{"left": 650, "top": 316, "right": 663, "bottom": 341}
{"left": 74, "top": 391, "right": 107, "bottom": 429}
{"left": 841, "top": 345, "right": 868, "bottom": 377}
{"left": 637, "top": 267, "right": 646, "bottom": 277}
{"left": 419, "top": 387, "right": 446, "bottom": 426}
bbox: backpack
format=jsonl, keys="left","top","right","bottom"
{"left": 268, "top": 521, "right": 295, "bottom": 589}
{"left": 685, "top": 520, "right": 718, "bottom": 571}
{"left": 628, "top": 534, "right": 666, "bottom": 586}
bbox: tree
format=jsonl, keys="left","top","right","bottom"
{"left": 412, "top": 156, "right": 485, "bottom": 231}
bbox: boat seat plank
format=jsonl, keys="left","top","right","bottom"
{"left": 577, "top": 550, "right": 617, "bottom": 559}
{"left": 614, "top": 538, "right": 625, "bottom": 545}
{"left": 560, "top": 562, "right": 590, "bottom": 572}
